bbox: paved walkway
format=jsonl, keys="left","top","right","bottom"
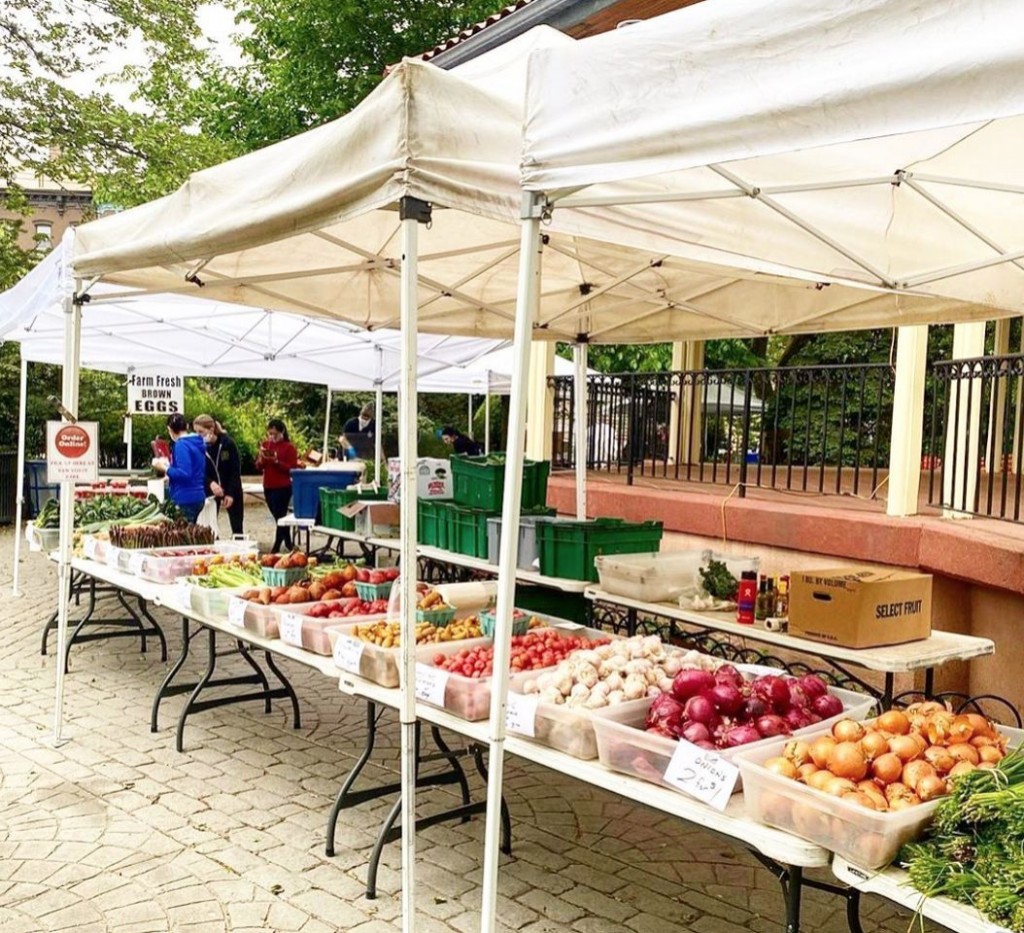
{"left": 0, "top": 509, "right": 942, "bottom": 933}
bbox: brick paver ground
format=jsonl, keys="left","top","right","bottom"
{"left": 0, "top": 505, "right": 943, "bottom": 933}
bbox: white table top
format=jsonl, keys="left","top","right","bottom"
{"left": 585, "top": 588, "right": 994, "bottom": 674}
{"left": 832, "top": 858, "right": 1010, "bottom": 933}
{"left": 69, "top": 557, "right": 170, "bottom": 603}
{"left": 311, "top": 526, "right": 399, "bottom": 550}
{"left": 278, "top": 515, "right": 317, "bottom": 528}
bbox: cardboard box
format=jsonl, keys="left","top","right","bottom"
{"left": 386, "top": 457, "right": 452, "bottom": 500}
{"left": 788, "top": 567, "right": 932, "bottom": 649}
{"left": 339, "top": 500, "right": 401, "bottom": 538}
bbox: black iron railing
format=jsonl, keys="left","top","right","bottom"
{"left": 551, "top": 363, "right": 896, "bottom": 498}
{"left": 925, "top": 353, "right": 1024, "bottom": 522}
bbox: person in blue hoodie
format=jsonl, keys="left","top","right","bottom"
{"left": 155, "top": 414, "right": 208, "bottom": 522}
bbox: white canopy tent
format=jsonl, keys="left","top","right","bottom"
{"left": 47, "top": 15, "right": 1023, "bottom": 933}
{"left": 1, "top": 240, "right": 505, "bottom": 596}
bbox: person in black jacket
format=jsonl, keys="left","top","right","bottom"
{"left": 194, "top": 414, "right": 244, "bottom": 535}
{"left": 440, "top": 425, "right": 483, "bottom": 456}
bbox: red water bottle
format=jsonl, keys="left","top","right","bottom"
{"left": 736, "top": 571, "right": 757, "bottom": 625}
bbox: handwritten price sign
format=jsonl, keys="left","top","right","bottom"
{"left": 504, "top": 692, "right": 539, "bottom": 737}
{"left": 662, "top": 741, "right": 739, "bottom": 811}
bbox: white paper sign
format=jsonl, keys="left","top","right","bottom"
{"left": 106, "top": 546, "right": 123, "bottom": 569}
{"left": 662, "top": 741, "right": 739, "bottom": 811}
{"left": 414, "top": 663, "right": 450, "bottom": 706}
{"left": 333, "top": 634, "right": 366, "bottom": 674}
{"left": 739, "top": 662, "right": 786, "bottom": 679}
{"left": 83, "top": 537, "right": 98, "bottom": 560}
{"left": 46, "top": 421, "right": 99, "bottom": 484}
{"left": 504, "top": 692, "right": 539, "bottom": 738}
{"left": 554, "top": 621, "right": 585, "bottom": 630}
{"left": 176, "top": 579, "right": 193, "bottom": 609}
{"left": 227, "top": 596, "right": 248, "bottom": 627}
{"left": 279, "top": 612, "right": 304, "bottom": 647}
{"left": 127, "top": 371, "right": 184, "bottom": 416}
{"left": 128, "top": 552, "right": 147, "bottom": 576}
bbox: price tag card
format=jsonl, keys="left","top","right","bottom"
{"left": 176, "top": 579, "right": 193, "bottom": 609}
{"left": 739, "top": 662, "right": 785, "bottom": 679}
{"left": 128, "top": 552, "right": 147, "bottom": 576}
{"left": 414, "top": 663, "right": 450, "bottom": 706}
{"left": 107, "top": 546, "right": 123, "bottom": 569}
{"left": 554, "top": 621, "right": 585, "bottom": 630}
{"left": 83, "top": 537, "right": 97, "bottom": 560}
{"left": 279, "top": 612, "right": 304, "bottom": 647}
{"left": 333, "top": 635, "right": 365, "bottom": 674}
{"left": 504, "top": 692, "right": 539, "bottom": 738}
{"left": 227, "top": 596, "right": 248, "bottom": 627}
{"left": 662, "top": 740, "right": 739, "bottom": 811}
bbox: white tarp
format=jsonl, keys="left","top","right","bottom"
{"left": 66, "top": 27, "right": 1002, "bottom": 343}
{"left": 522, "top": 0, "right": 1024, "bottom": 315}
{"left": 0, "top": 243, "right": 506, "bottom": 386}
{"left": 414, "top": 344, "right": 582, "bottom": 395}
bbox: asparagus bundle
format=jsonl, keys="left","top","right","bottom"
{"left": 108, "top": 520, "right": 216, "bottom": 550}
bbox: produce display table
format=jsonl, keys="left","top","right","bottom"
{"left": 585, "top": 587, "right": 994, "bottom": 707}
{"left": 417, "top": 544, "right": 590, "bottom": 594}
{"left": 277, "top": 514, "right": 317, "bottom": 553}
{"left": 41, "top": 556, "right": 168, "bottom": 669}
{"left": 832, "top": 857, "right": 1010, "bottom": 933}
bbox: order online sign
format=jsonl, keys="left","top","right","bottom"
{"left": 46, "top": 421, "right": 99, "bottom": 484}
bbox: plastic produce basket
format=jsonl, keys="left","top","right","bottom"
{"left": 355, "top": 580, "right": 393, "bottom": 601}
{"left": 536, "top": 518, "right": 664, "bottom": 582}
{"left": 447, "top": 506, "right": 496, "bottom": 559}
{"left": 734, "top": 723, "right": 1023, "bottom": 870}
{"left": 320, "top": 486, "right": 389, "bottom": 532}
{"left": 592, "top": 683, "right": 875, "bottom": 793}
{"left": 418, "top": 498, "right": 452, "bottom": 549}
{"left": 261, "top": 565, "right": 307, "bottom": 587}
{"left": 416, "top": 606, "right": 456, "bottom": 627}
{"left": 485, "top": 510, "right": 559, "bottom": 568}
{"left": 450, "top": 454, "right": 551, "bottom": 511}
{"left": 290, "top": 466, "right": 361, "bottom": 519}
{"left": 479, "top": 608, "right": 531, "bottom": 638}
{"left": 596, "top": 550, "right": 750, "bottom": 603}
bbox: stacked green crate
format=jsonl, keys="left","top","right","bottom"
{"left": 450, "top": 454, "right": 551, "bottom": 511}
{"left": 535, "top": 518, "right": 664, "bottom": 582}
{"left": 319, "top": 486, "right": 389, "bottom": 531}
{"left": 417, "top": 499, "right": 452, "bottom": 549}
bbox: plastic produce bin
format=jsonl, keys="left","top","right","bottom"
{"left": 450, "top": 454, "right": 550, "bottom": 511}
{"left": 592, "top": 683, "right": 876, "bottom": 792}
{"left": 27, "top": 522, "right": 60, "bottom": 552}
{"left": 447, "top": 506, "right": 496, "bottom": 559}
{"left": 416, "top": 606, "right": 456, "bottom": 627}
{"left": 238, "top": 596, "right": 361, "bottom": 639}
{"left": 185, "top": 582, "right": 251, "bottom": 620}
{"left": 485, "top": 510, "right": 560, "bottom": 568}
{"left": 261, "top": 565, "right": 307, "bottom": 587}
{"left": 595, "top": 550, "right": 756, "bottom": 603}
{"left": 320, "top": 486, "right": 389, "bottom": 531}
{"left": 479, "top": 608, "right": 531, "bottom": 638}
{"left": 536, "top": 518, "right": 664, "bottom": 582}
{"left": 418, "top": 498, "right": 452, "bottom": 548}
{"left": 412, "top": 625, "right": 611, "bottom": 721}
{"left": 734, "top": 724, "right": 1022, "bottom": 870}
{"left": 290, "top": 466, "right": 361, "bottom": 519}
{"left": 131, "top": 542, "right": 258, "bottom": 584}
{"left": 355, "top": 580, "right": 393, "bottom": 602}
{"left": 273, "top": 601, "right": 386, "bottom": 654}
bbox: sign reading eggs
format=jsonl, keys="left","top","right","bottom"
{"left": 47, "top": 420, "right": 99, "bottom": 484}
{"left": 127, "top": 371, "right": 183, "bottom": 415}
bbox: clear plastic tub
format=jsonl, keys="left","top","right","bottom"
{"left": 412, "top": 625, "right": 612, "bottom": 721}
{"left": 28, "top": 523, "right": 60, "bottom": 553}
{"left": 276, "top": 607, "right": 388, "bottom": 655}
{"left": 131, "top": 542, "right": 259, "bottom": 584}
{"left": 239, "top": 597, "right": 386, "bottom": 640}
{"left": 187, "top": 583, "right": 251, "bottom": 620}
{"left": 592, "top": 684, "right": 875, "bottom": 791}
{"left": 595, "top": 550, "right": 708, "bottom": 602}
{"left": 734, "top": 723, "right": 1023, "bottom": 869}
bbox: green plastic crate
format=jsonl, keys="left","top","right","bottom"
{"left": 320, "top": 486, "right": 389, "bottom": 532}
{"left": 417, "top": 498, "right": 452, "bottom": 549}
{"left": 535, "top": 518, "right": 664, "bottom": 582}
{"left": 447, "top": 505, "right": 497, "bottom": 559}
{"left": 450, "top": 454, "right": 551, "bottom": 511}
{"left": 514, "top": 587, "right": 590, "bottom": 625}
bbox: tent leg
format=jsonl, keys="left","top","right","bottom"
{"left": 468, "top": 396, "right": 474, "bottom": 435}
{"left": 125, "top": 413, "right": 133, "bottom": 473}
{"left": 398, "top": 197, "right": 428, "bottom": 933}
{"left": 12, "top": 355, "right": 28, "bottom": 598}
{"left": 323, "top": 388, "right": 332, "bottom": 459}
{"left": 887, "top": 326, "right": 928, "bottom": 517}
{"left": 375, "top": 384, "right": 384, "bottom": 485}
{"left": 485, "top": 393, "right": 491, "bottom": 455}
{"left": 479, "top": 198, "right": 544, "bottom": 933}
{"left": 574, "top": 342, "right": 588, "bottom": 518}
{"left": 54, "top": 265, "right": 83, "bottom": 746}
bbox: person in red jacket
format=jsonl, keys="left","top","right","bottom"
{"left": 256, "top": 418, "right": 299, "bottom": 552}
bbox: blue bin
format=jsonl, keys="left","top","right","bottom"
{"left": 290, "top": 468, "right": 360, "bottom": 519}
{"left": 26, "top": 459, "right": 59, "bottom": 519}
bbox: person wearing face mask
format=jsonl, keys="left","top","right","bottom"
{"left": 339, "top": 402, "right": 376, "bottom": 460}
{"left": 153, "top": 413, "right": 207, "bottom": 522}
{"left": 257, "top": 418, "right": 299, "bottom": 552}
{"left": 193, "top": 414, "right": 244, "bottom": 536}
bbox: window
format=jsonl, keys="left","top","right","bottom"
{"left": 34, "top": 221, "right": 53, "bottom": 251}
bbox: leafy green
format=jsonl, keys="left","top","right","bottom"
{"left": 698, "top": 559, "right": 739, "bottom": 600}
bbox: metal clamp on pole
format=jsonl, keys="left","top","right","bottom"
{"left": 399, "top": 196, "right": 433, "bottom": 225}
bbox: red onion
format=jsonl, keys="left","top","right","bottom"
{"left": 694, "top": 740, "right": 718, "bottom": 751}
{"left": 797, "top": 674, "right": 828, "bottom": 699}
{"left": 740, "top": 696, "right": 768, "bottom": 722}
{"left": 671, "top": 669, "right": 716, "bottom": 701}
{"left": 722, "top": 724, "right": 762, "bottom": 747}
{"left": 783, "top": 707, "right": 814, "bottom": 730}
{"left": 787, "top": 683, "right": 809, "bottom": 711}
{"left": 812, "top": 693, "right": 844, "bottom": 719}
{"left": 755, "top": 714, "right": 791, "bottom": 738}
{"left": 708, "top": 682, "right": 745, "bottom": 716}
{"left": 752, "top": 675, "right": 791, "bottom": 711}
{"left": 714, "top": 664, "right": 745, "bottom": 689}
{"left": 683, "top": 694, "right": 719, "bottom": 727}
{"left": 645, "top": 694, "right": 686, "bottom": 735}
{"left": 680, "top": 721, "right": 711, "bottom": 745}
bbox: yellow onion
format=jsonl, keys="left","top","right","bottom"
{"left": 902, "top": 760, "right": 937, "bottom": 794}
{"left": 783, "top": 740, "right": 813, "bottom": 767}
{"left": 875, "top": 710, "right": 911, "bottom": 736}
{"left": 810, "top": 736, "right": 837, "bottom": 770}
{"left": 764, "top": 757, "right": 798, "bottom": 780}
{"left": 978, "top": 746, "right": 1004, "bottom": 765}
{"left": 917, "top": 775, "right": 948, "bottom": 801}
{"left": 871, "top": 753, "right": 904, "bottom": 785}
{"left": 806, "top": 770, "right": 834, "bottom": 791}
{"left": 861, "top": 732, "right": 890, "bottom": 761}
{"left": 797, "top": 763, "right": 820, "bottom": 782}
{"left": 830, "top": 742, "right": 868, "bottom": 781}
{"left": 842, "top": 790, "right": 878, "bottom": 810}
{"left": 923, "top": 746, "right": 956, "bottom": 774}
{"left": 947, "top": 760, "right": 977, "bottom": 780}
{"left": 889, "top": 735, "right": 922, "bottom": 763}
{"left": 833, "top": 719, "right": 866, "bottom": 743}
{"left": 947, "top": 743, "right": 980, "bottom": 766}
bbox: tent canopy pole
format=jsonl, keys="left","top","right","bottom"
{"left": 478, "top": 195, "right": 544, "bottom": 933}
{"left": 11, "top": 355, "right": 28, "bottom": 597}
{"left": 323, "top": 388, "right": 332, "bottom": 458}
{"left": 574, "top": 342, "right": 588, "bottom": 518}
